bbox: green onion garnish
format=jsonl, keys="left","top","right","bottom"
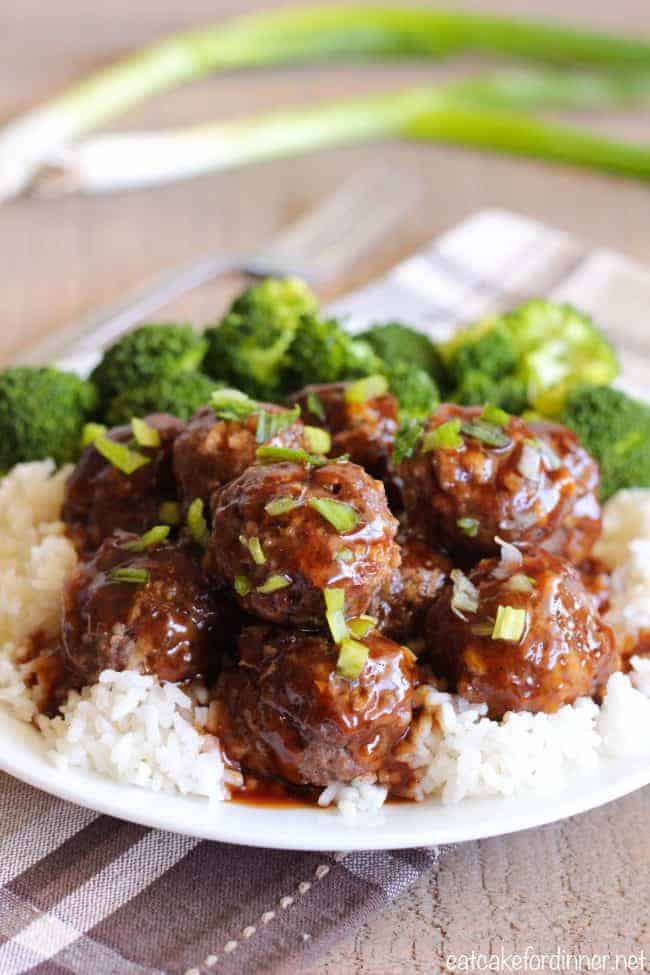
{"left": 421, "top": 419, "right": 463, "bottom": 452}
{"left": 81, "top": 422, "right": 106, "bottom": 448}
{"left": 210, "top": 388, "right": 257, "bottom": 421}
{"left": 187, "top": 497, "right": 209, "bottom": 546}
{"left": 255, "top": 405, "right": 300, "bottom": 443}
{"left": 308, "top": 498, "right": 360, "bottom": 533}
{"left": 107, "top": 567, "right": 149, "bottom": 585}
{"left": 345, "top": 374, "right": 389, "bottom": 405}
{"left": 256, "top": 445, "right": 327, "bottom": 466}
{"left": 460, "top": 419, "right": 509, "bottom": 448}
{"left": 264, "top": 497, "right": 300, "bottom": 517}
{"left": 469, "top": 621, "right": 494, "bottom": 637}
{"left": 336, "top": 638, "right": 369, "bottom": 680}
{"left": 234, "top": 575, "right": 251, "bottom": 597}
{"left": 239, "top": 534, "right": 266, "bottom": 565}
{"left": 457, "top": 517, "right": 479, "bottom": 538}
{"left": 131, "top": 417, "right": 161, "bottom": 448}
{"left": 393, "top": 418, "right": 424, "bottom": 464}
{"left": 480, "top": 404, "right": 510, "bottom": 427}
{"left": 347, "top": 615, "right": 376, "bottom": 638}
{"left": 303, "top": 426, "right": 332, "bottom": 455}
{"left": 256, "top": 574, "right": 291, "bottom": 594}
{"left": 324, "top": 587, "right": 348, "bottom": 644}
{"left": 306, "top": 391, "right": 325, "bottom": 422}
{"left": 94, "top": 434, "right": 150, "bottom": 475}
{"left": 491, "top": 605, "right": 527, "bottom": 642}
{"left": 504, "top": 573, "right": 536, "bottom": 593}
{"left": 123, "top": 525, "right": 170, "bottom": 552}
{"left": 335, "top": 547, "right": 354, "bottom": 562}
{"left": 158, "top": 501, "right": 182, "bottom": 526}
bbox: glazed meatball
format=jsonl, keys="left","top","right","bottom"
{"left": 369, "top": 536, "right": 450, "bottom": 646}
{"left": 206, "top": 459, "right": 400, "bottom": 625}
{"left": 210, "top": 625, "right": 417, "bottom": 786}
{"left": 61, "top": 533, "right": 237, "bottom": 688}
{"left": 173, "top": 403, "right": 305, "bottom": 508}
{"left": 398, "top": 404, "right": 601, "bottom": 562}
{"left": 290, "top": 382, "right": 399, "bottom": 479}
{"left": 63, "top": 413, "right": 184, "bottom": 554}
{"left": 426, "top": 547, "right": 619, "bottom": 718}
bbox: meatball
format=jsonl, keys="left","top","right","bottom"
{"left": 290, "top": 382, "right": 399, "bottom": 479}
{"left": 210, "top": 625, "right": 417, "bottom": 786}
{"left": 398, "top": 404, "right": 601, "bottom": 562}
{"left": 426, "top": 547, "right": 619, "bottom": 718}
{"left": 63, "top": 413, "right": 184, "bottom": 554}
{"left": 206, "top": 459, "right": 400, "bottom": 625}
{"left": 172, "top": 403, "right": 305, "bottom": 508}
{"left": 61, "top": 533, "right": 237, "bottom": 688}
{"left": 369, "top": 536, "right": 450, "bottom": 646}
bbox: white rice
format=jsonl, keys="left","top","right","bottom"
{"left": 0, "top": 462, "right": 649, "bottom": 819}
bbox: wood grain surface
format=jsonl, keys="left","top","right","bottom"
{"left": 1, "top": 1, "right": 649, "bottom": 971}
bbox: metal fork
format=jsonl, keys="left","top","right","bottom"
{"left": 16, "top": 166, "right": 419, "bottom": 366}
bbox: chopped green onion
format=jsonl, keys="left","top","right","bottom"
{"left": 347, "top": 615, "right": 377, "bottom": 638}
{"left": 450, "top": 568, "right": 479, "bottom": 620}
{"left": 421, "top": 419, "right": 463, "bottom": 452}
{"left": 306, "top": 391, "right": 325, "bottom": 422}
{"left": 335, "top": 547, "right": 354, "bottom": 563}
{"left": 234, "top": 574, "right": 251, "bottom": 597}
{"left": 256, "top": 445, "right": 327, "bottom": 466}
{"left": 107, "top": 567, "right": 149, "bottom": 585}
{"left": 324, "top": 587, "right": 348, "bottom": 644}
{"left": 256, "top": 574, "right": 291, "bottom": 594}
{"left": 393, "top": 418, "right": 424, "bottom": 464}
{"left": 187, "top": 497, "right": 209, "bottom": 546}
{"left": 460, "top": 419, "right": 510, "bottom": 448}
{"left": 94, "top": 434, "right": 150, "bottom": 475}
{"left": 469, "top": 621, "right": 494, "bottom": 637}
{"left": 457, "top": 517, "right": 479, "bottom": 538}
{"left": 239, "top": 534, "right": 266, "bottom": 565}
{"left": 308, "top": 497, "right": 360, "bottom": 533}
{"left": 264, "top": 496, "right": 300, "bottom": 517}
{"left": 81, "top": 422, "right": 106, "bottom": 447}
{"left": 491, "top": 605, "right": 527, "bottom": 642}
{"left": 504, "top": 573, "right": 536, "bottom": 593}
{"left": 123, "top": 525, "right": 170, "bottom": 552}
{"left": 158, "top": 501, "right": 182, "bottom": 526}
{"left": 255, "top": 405, "right": 301, "bottom": 443}
{"left": 210, "top": 388, "right": 257, "bottom": 421}
{"left": 345, "top": 374, "right": 389, "bottom": 404}
{"left": 336, "top": 638, "right": 369, "bottom": 680}
{"left": 131, "top": 417, "right": 161, "bottom": 448}
{"left": 303, "top": 426, "right": 332, "bottom": 455}
{"left": 481, "top": 403, "right": 510, "bottom": 427}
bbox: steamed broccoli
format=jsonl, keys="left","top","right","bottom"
{"left": 203, "top": 277, "right": 318, "bottom": 400}
{"left": 91, "top": 323, "right": 207, "bottom": 407}
{"left": 0, "top": 366, "right": 97, "bottom": 471}
{"left": 386, "top": 360, "right": 440, "bottom": 419}
{"left": 285, "top": 314, "right": 384, "bottom": 389}
{"left": 561, "top": 385, "right": 650, "bottom": 501}
{"left": 358, "top": 322, "right": 446, "bottom": 387}
{"left": 452, "top": 371, "right": 528, "bottom": 415}
{"left": 445, "top": 320, "right": 517, "bottom": 385}
{"left": 104, "top": 371, "right": 222, "bottom": 425}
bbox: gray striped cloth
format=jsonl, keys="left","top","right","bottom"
{"left": 1, "top": 209, "right": 648, "bottom": 975}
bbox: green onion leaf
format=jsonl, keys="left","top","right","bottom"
{"left": 457, "top": 517, "right": 479, "bottom": 538}
{"left": 256, "top": 574, "right": 291, "bottom": 594}
{"left": 306, "top": 391, "right": 325, "bottom": 422}
{"left": 347, "top": 615, "right": 377, "bottom": 638}
{"left": 324, "top": 587, "right": 348, "bottom": 644}
{"left": 481, "top": 403, "right": 510, "bottom": 427}
{"left": 393, "top": 418, "right": 424, "bottom": 464}
{"left": 256, "top": 445, "right": 327, "bottom": 466}
{"left": 460, "top": 419, "right": 510, "bottom": 448}
{"left": 345, "top": 374, "right": 389, "bottom": 404}
{"left": 308, "top": 498, "right": 360, "bottom": 533}
{"left": 255, "top": 405, "right": 300, "bottom": 443}
{"left": 469, "top": 621, "right": 494, "bottom": 637}
{"left": 187, "top": 497, "right": 209, "bottom": 546}
{"left": 131, "top": 417, "right": 161, "bottom": 448}
{"left": 421, "top": 419, "right": 463, "bottom": 452}
{"left": 94, "top": 434, "right": 150, "bottom": 475}
{"left": 81, "top": 422, "right": 107, "bottom": 448}
{"left": 303, "top": 426, "right": 332, "bottom": 455}
{"left": 264, "top": 497, "right": 300, "bottom": 517}
{"left": 123, "top": 525, "right": 170, "bottom": 552}
{"left": 336, "top": 638, "right": 369, "bottom": 680}
{"left": 107, "top": 567, "right": 149, "bottom": 585}
{"left": 210, "top": 388, "right": 257, "bottom": 421}
{"left": 335, "top": 547, "right": 354, "bottom": 563}
{"left": 239, "top": 534, "right": 266, "bottom": 565}
{"left": 158, "top": 501, "right": 182, "bottom": 526}
{"left": 504, "top": 573, "right": 536, "bottom": 593}
{"left": 491, "top": 605, "right": 527, "bottom": 642}
{"left": 234, "top": 574, "right": 251, "bottom": 597}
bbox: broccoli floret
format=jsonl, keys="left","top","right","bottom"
{"left": 285, "top": 314, "right": 385, "bottom": 389}
{"left": 561, "top": 385, "right": 650, "bottom": 501}
{"left": 0, "top": 367, "right": 97, "bottom": 471}
{"left": 91, "top": 323, "right": 207, "bottom": 407}
{"left": 104, "top": 371, "right": 222, "bottom": 425}
{"left": 444, "top": 321, "right": 518, "bottom": 385}
{"left": 386, "top": 360, "right": 440, "bottom": 419}
{"left": 452, "top": 371, "right": 529, "bottom": 415}
{"left": 203, "top": 277, "right": 318, "bottom": 400}
{"left": 358, "top": 322, "right": 446, "bottom": 387}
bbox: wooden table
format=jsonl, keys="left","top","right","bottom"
{"left": 1, "top": 1, "right": 649, "bottom": 970}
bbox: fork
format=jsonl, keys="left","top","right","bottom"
{"left": 15, "top": 166, "right": 419, "bottom": 366}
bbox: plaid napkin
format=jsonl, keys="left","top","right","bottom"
{"left": 1, "top": 209, "right": 648, "bottom": 975}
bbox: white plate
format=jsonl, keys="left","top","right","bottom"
{"left": 1, "top": 209, "right": 649, "bottom": 850}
